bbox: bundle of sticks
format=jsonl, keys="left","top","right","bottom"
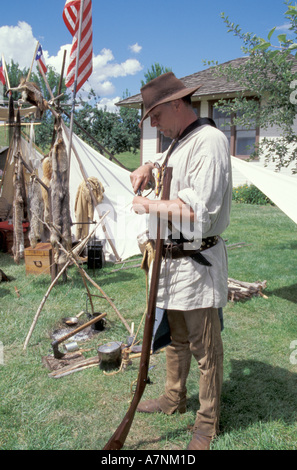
{"left": 47, "top": 349, "right": 149, "bottom": 379}
{"left": 228, "top": 278, "right": 267, "bottom": 302}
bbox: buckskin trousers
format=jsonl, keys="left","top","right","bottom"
{"left": 158, "top": 307, "right": 224, "bottom": 437}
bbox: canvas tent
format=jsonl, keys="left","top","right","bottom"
{"left": 231, "top": 157, "right": 297, "bottom": 225}
{"left": 63, "top": 125, "right": 146, "bottom": 261}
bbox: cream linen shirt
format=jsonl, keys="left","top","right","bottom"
{"left": 150, "top": 124, "right": 232, "bottom": 310}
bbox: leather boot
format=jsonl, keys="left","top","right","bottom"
{"left": 187, "top": 431, "right": 212, "bottom": 450}
{"left": 136, "top": 398, "right": 186, "bottom": 414}
{"left": 136, "top": 399, "right": 162, "bottom": 413}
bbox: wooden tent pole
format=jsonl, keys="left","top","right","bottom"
{"left": 2, "top": 54, "right": 10, "bottom": 89}
{"left": 27, "top": 41, "right": 40, "bottom": 82}
{"left": 57, "top": 50, "right": 67, "bottom": 104}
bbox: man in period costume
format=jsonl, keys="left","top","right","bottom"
{"left": 130, "top": 72, "right": 232, "bottom": 450}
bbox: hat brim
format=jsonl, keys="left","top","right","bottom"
{"left": 139, "top": 84, "right": 203, "bottom": 128}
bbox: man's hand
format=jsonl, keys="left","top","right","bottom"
{"left": 130, "top": 163, "right": 154, "bottom": 194}
{"left": 132, "top": 195, "right": 150, "bottom": 214}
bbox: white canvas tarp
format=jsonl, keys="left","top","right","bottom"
{"left": 231, "top": 156, "right": 297, "bottom": 225}
{"left": 63, "top": 126, "right": 147, "bottom": 261}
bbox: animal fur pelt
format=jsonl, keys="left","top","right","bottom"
{"left": 12, "top": 152, "right": 26, "bottom": 264}
{"left": 7, "top": 77, "right": 48, "bottom": 120}
{"left": 41, "top": 156, "right": 52, "bottom": 223}
{"left": 74, "top": 177, "right": 105, "bottom": 239}
{"left": 8, "top": 93, "right": 14, "bottom": 145}
{"left": 49, "top": 123, "right": 72, "bottom": 269}
{"left": 28, "top": 175, "right": 44, "bottom": 248}
{"left": 11, "top": 110, "right": 27, "bottom": 264}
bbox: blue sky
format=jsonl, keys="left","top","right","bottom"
{"left": 0, "top": 0, "right": 293, "bottom": 111}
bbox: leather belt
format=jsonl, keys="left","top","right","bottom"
{"left": 162, "top": 236, "right": 219, "bottom": 266}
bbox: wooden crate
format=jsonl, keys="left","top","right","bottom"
{"left": 24, "top": 242, "right": 53, "bottom": 276}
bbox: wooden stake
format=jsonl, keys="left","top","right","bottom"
{"left": 27, "top": 41, "right": 40, "bottom": 82}
{"left": 2, "top": 54, "right": 10, "bottom": 89}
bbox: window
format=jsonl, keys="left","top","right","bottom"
{"left": 212, "top": 107, "right": 231, "bottom": 146}
{"left": 210, "top": 101, "right": 259, "bottom": 159}
{"left": 235, "top": 112, "right": 257, "bottom": 156}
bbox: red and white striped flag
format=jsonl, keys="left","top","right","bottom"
{"left": 0, "top": 59, "right": 6, "bottom": 85}
{"left": 63, "top": 0, "right": 93, "bottom": 93}
{"left": 35, "top": 44, "right": 47, "bottom": 74}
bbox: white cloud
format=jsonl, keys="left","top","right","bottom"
{"left": 275, "top": 23, "right": 291, "bottom": 32}
{"left": 274, "top": 23, "right": 294, "bottom": 36}
{"left": 129, "top": 43, "right": 142, "bottom": 54}
{"left": 47, "top": 44, "right": 72, "bottom": 75}
{"left": 92, "top": 48, "right": 143, "bottom": 82}
{"left": 0, "top": 22, "right": 143, "bottom": 101}
{"left": 0, "top": 21, "right": 37, "bottom": 69}
{"left": 97, "top": 96, "right": 121, "bottom": 113}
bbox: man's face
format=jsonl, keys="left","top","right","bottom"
{"left": 148, "top": 101, "right": 180, "bottom": 139}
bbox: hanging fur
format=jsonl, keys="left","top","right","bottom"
{"left": 74, "top": 177, "right": 105, "bottom": 239}
{"left": 41, "top": 156, "right": 52, "bottom": 223}
{"left": 12, "top": 111, "right": 27, "bottom": 264}
{"left": 8, "top": 93, "right": 14, "bottom": 146}
{"left": 12, "top": 152, "right": 25, "bottom": 264}
{"left": 7, "top": 77, "right": 48, "bottom": 120}
{"left": 49, "top": 123, "right": 72, "bottom": 269}
{"left": 28, "top": 175, "right": 44, "bottom": 248}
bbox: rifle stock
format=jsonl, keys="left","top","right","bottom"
{"left": 103, "top": 166, "right": 173, "bottom": 450}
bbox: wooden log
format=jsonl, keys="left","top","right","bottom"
{"left": 228, "top": 278, "right": 267, "bottom": 301}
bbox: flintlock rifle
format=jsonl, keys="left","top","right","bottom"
{"left": 103, "top": 164, "right": 173, "bottom": 450}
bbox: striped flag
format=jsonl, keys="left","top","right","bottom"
{"left": 63, "top": 0, "right": 93, "bottom": 93}
{"left": 35, "top": 44, "right": 47, "bottom": 74}
{"left": 0, "top": 59, "right": 5, "bottom": 85}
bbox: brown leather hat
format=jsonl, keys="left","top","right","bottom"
{"left": 139, "top": 72, "right": 202, "bottom": 127}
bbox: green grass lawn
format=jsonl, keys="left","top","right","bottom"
{"left": 114, "top": 150, "right": 141, "bottom": 172}
{"left": 0, "top": 202, "right": 296, "bottom": 450}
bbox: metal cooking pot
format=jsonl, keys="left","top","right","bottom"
{"left": 89, "top": 313, "right": 106, "bottom": 331}
{"left": 97, "top": 341, "right": 122, "bottom": 370}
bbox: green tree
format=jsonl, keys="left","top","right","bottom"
{"left": 5, "top": 62, "right": 140, "bottom": 155}
{"left": 73, "top": 89, "right": 140, "bottom": 155}
{"left": 141, "top": 62, "right": 172, "bottom": 86}
{"left": 211, "top": 0, "right": 297, "bottom": 172}
{"left": 6, "top": 62, "right": 70, "bottom": 152}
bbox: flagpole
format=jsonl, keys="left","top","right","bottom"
{"left": 2, "top": 55, "right": 10, "bottom": 89}
{"left": 67, "top": 0, "right": 85, "bottom": 167}
{"left": 27, "top": 41, "right": 40, "bottom": 81}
